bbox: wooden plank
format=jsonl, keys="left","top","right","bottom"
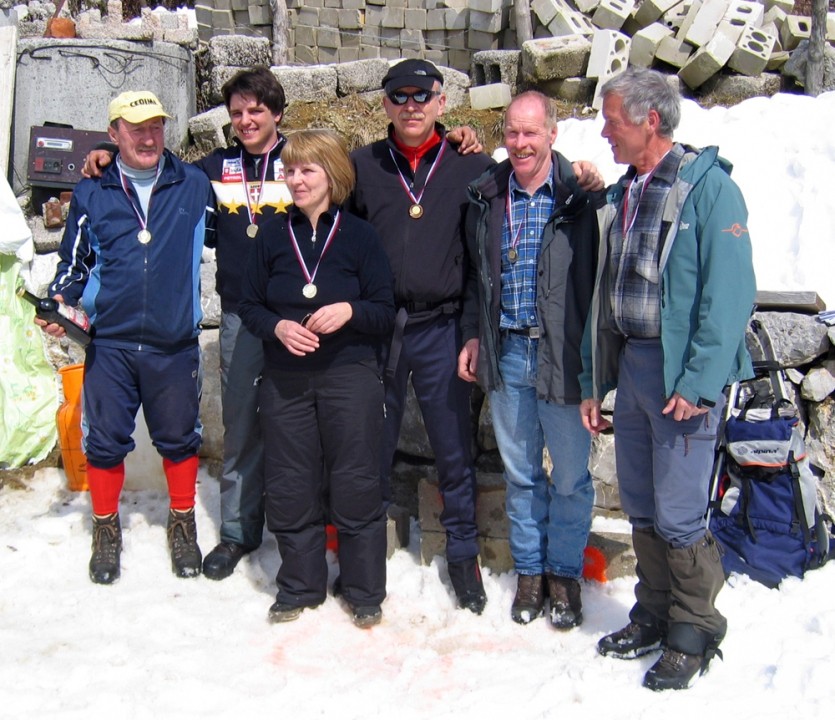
{"left": 0, "top": 25, "right": 18, "bottom": 180}
{"left": 755, "top": 290, "right": 826, "bottom": 314}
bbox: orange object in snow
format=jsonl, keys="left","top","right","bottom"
{"left": 56, "top": 364, "right": 88, "bottom": 491}
{"left": 583, "top": 546, "right": 607, "bottom": 582}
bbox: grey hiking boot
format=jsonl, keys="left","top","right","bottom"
{"left": 89, "top": 513, "right": 122, "bottom": 585}
{"left": 167, "top": 508, "right": 202, "bottom": 578}
{"left": 642, "top": 649, "right": 705, "bottom": 691}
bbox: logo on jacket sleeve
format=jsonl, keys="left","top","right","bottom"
{"left": 722, "top": 223, "right": 748, "bottom": 238}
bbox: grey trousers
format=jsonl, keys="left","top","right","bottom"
{"left": 218, "top": 311, "right": 265, "bottom": 549}
{"left": 615, "top": 338, "right": 727, "bottom": 649}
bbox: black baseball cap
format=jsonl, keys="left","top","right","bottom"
{"left": 382, "top": 59, "right": 444, "bottom": 95}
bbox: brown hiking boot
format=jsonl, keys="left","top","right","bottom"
{"left": 89, "top": 513, "right": 122, "bottom": 585}
{"left": 511, "top": 574, "right": 545, "bottom": 624}
{"left": 167, "top": 508, "right": 202, "bottom": 578}
{"left": 545, "top": 574, "right": 583, "bottom": 630}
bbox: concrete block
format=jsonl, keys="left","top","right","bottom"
{"left": 630, "top": 22, "right": 674, "bottom": 67}
{"left": 470, "top": 0, "right": 504, "bottom": 11}
{"left": 294, "top": 45, "right": 318, "bottom": 64}
{"left": 359, "top": 44, "right": 381, "bottom": 60}
{"left": 318, "top": 46, "right": 340, "bottom": 63}
{"left": 404, "top": 8, "right": 427, "bottom": 29}
{"left": 379, "top": 46, "right": 402, "bottom": 60}
{"left": 338, "top": 9, "right": 363, "bottom": 29}
{"left": 654, "top": 34, "right": 694, "bottom": 67}
{"left": 335, "top": 58, "right": 389, "bottom": 95}
{"left": 587, "top": 28, "right": 630, "bottom": 79}
{"left": 338, "top": 47, "right": 360, "bottom": 62}
{"left": 828, "top": 12, "right": 835, "bottom": 42}
{"left": 780, "top": 15, "right": 811, "bottom": 51}
{"left": 317, "top": 27, "right": 341, "bottom": 49}
{"left": 714, "top": 18, "right": 744, "bottom": 45}
{"left": 728, "top": 24, "right": 776, "bottom": 75}
{"left": 531, "top": 0, "right": 563, "bottom": 26}
{"left": 678, "top": 31, "right": 735, "bottom": 88}
{"left": 470, "top": 8, "right": 505, "bottom": 34}
{"left": 426, "top": 8, "right": 446, "bottom": 30}
{"left": 520, "top": 34, "right": 592, "bottom": 81}
{"left": 621, "top": 8, "right": 643, "bottom": 35}
{"left": 247, "top": 4, "right": 272, "bottom": 25}
{"left": 379, "top": 26, "right": 401, "bottom": 48}
{"left": 539, "top": 76, "right": 596, "bottom": 102}
{"left": 764, "top": 0, "right": 793, "bottom": 12}
{"left": 635, "top": 0, "right": 684, "bottom": 26}
{"left": 381, "top": 6, "right": 405, "bottom": 28}
{"left": 424, "top": 48, "right": 448, "bottom": 66}
{"left": 575, "top": 0, "right": 602, "bottom": 13}
{"left": 400, "top": 27, "right": 426, "bottom": 51}
{"left": 472, "top": 49, "right": 522, "bottom": 93}
{"left": 296, "top": 7, "right": 320, "bottom": 26}
{"left": 319, "top": 7, "right": 339, "bottom": 26}
{"left": 273, "top": 64, "right": 339, "bottom": 103}
{"left": 763, "top": 6, "right": 788, "bottom": 27}
{"left": 766, "top": 49, "right": 789, "bottom": 70}
{"left": 468, "top": 28, "right": 500, "bottom": 51}
{"left": 293, "top": 23, "right": 316, "bottom": 46}
{"left": 446, "top": 29, "right": 468, "bottom": 49}
{"left": 662, "top": 0, "right": 691, "bottom": 31}
{"left": 425, "top": 29, "right": 446, "bottom": 48}
{"left": 448, "top": 48, "right": 472, "bottom": 72}
{"left": 592, "top": 0, "right": 636, "bottom": 31}
{"left": 341, "top": 31, "right": 360, "bottom": 48}
{"left": 386, "top": 505, "right": 410, "bottom": 558}
{"left": 468, "top": 82, "right": 512, "bottom": 109}
{"left": 679, "top": 0, "right": 728, "bottom": 48}
{"left": 549, "top": 8, "right": 596, "bottom": 37}
{"left": 445, "top": 7, "right": 469, "bottom": 30}
{"left": 188, "top": 105, "right": 230, "bottom": 155}
{"left": 722, "top": 0, "right": 764, "bottom": 34}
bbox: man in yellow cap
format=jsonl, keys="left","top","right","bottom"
{"left": 36, "top": 90, "right": 213, "bottom": 586}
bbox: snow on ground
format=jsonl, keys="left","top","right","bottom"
{"left": 3, "top": 91, "right": 835, "bottom": 718}
{"left": 2, "top": 466, "right": 834, "bottom": 719}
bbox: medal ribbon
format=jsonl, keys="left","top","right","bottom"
{"left": 388, "top": 139, "right": 447, "bottom": 208}
{"left": 287, "top": 211, "right": 342, "bottom": 287}
{"left": 621, "top": 167, "right": 658, "bottom": 237}
{"left": 242, "top": 139, "right": 280, "bottom": 229}
{"left": 505, "top": 183, "right": 526, "bottom": 260}
{"left": 118, "top": 162, "right": 163, "bottom": 237}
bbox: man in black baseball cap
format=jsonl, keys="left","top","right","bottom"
{"left": 382, "top": 58, "right": 445, "bottom": 95}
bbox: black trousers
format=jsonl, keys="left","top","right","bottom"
{"left": 260, "top": 359, "right": 387, "bottom": 608}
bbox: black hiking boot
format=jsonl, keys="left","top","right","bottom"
{"left": 350, "top": 604, "right": 383, "bottom": 629}
{"left": 642, "top": 649, "right": 705, "bottom": 691}
{"left": 267, "top": 600, "right": 321, "bottom": 624}
{"left": 448, "top": 557, "right": 487, "bottom": 615}
{"left": 598, "top": 622, "right": 666, "bottom": 659}
{"left": 203, "top": 541, "right": 248, "bottom": 581}
{"left": 511, "top": 574, "right": 545, "bottom": 624}
{"left": 89, "top": 513, "right": 122, "bottom": 585}
{"left": 167, "top": 508, "right": 202, "bottom": 578}
{"left": 545, "top": 574, "right": 583, "bottom": 630}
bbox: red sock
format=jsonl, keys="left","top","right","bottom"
{"left": 87, "top": 463, "right": 125, "bottom": 516}
{"left": 163, "top": 455, "right": 198, "bottom": 511}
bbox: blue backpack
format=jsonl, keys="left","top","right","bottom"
{"left": 709, "top": 321, "right": 834, "bottom": 588}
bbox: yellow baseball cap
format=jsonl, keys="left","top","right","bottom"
{"left": 108, "top": 90, "right": 172, "bottom": 124}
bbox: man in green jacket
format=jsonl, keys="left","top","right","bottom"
{"left": 579, "top": 68, "right": 756, "bottom": 691}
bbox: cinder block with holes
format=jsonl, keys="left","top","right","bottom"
{"left": 587, "top": 28, "right": 631, "bottom": 79}
{"left": 779, "top": 15, "right": 811, "bottom": 51}
{"left": 728, "top": 24, "right": 776, "bottom": 76}
{"left": 592, "top": 0, "right": 636, "bottom": 31}
{"left": 678, "top": 31, "right": 735, "bottom": 88}
{"left": 630, "top": 21, "right": 674, "bottom": 66}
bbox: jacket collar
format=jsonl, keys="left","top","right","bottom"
{"left": 101, "top": 148, "right": 183, "bottom": 189}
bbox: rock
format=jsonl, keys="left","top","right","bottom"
{"left": 800, "top": 360, "right": 835, "bottom": 402}
{"left": 206, "top": 35, "right": 272, "bottom": 69}
{"left": 750, "top": 311, "right": 831, "bottom": 368}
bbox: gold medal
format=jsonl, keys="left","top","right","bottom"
{"left": 247, "top": 223, "right": 259, "bottom": 238}
{"left": 508, "top": 247, "right": 518, "bottom": 263}
{"left": 409, "top": 203, "right": 424, "bottom": 219}
{"left": 302, "top": 283, "right": 318, "bottom": 299}
{"left": 137, "top": 229, "right": 152, "bottom": 244}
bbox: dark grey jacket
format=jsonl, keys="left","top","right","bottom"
{"left": 462, "top": 151, "right": 600, "bottom": 405}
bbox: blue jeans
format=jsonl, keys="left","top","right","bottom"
{"left": 489, "top": 334, "right": 594, "bottom": 578}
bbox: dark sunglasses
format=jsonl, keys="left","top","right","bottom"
{"left": 387, "top": 90, "right": 438, "bottom": 106}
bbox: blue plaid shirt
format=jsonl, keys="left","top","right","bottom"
{"left": 500, "top": 171, "right": 556, "bottom": 331}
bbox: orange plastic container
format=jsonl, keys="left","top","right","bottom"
{"left": 57, "top": 364, "right": 88, "bottom": 491}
